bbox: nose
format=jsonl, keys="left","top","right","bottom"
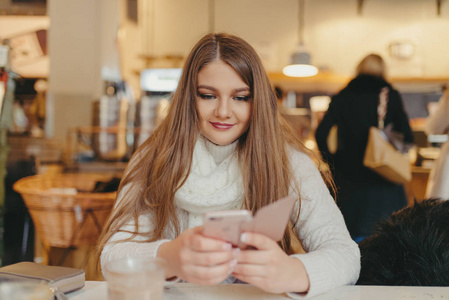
{"left": 215, "top": 98, "right": 231, "bottom": 119}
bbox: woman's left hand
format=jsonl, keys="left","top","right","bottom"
{"left": 232, "top": 232, "right": 310, "bottom": 294}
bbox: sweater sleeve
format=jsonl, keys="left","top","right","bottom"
{"left": 100, "top": 181, "right": 171, "bottom": 273}
{"left": 426, "top": 90, "right": 449, "bottom": 135}
{"left": 286, "top": 151, "right": 361, "bottom": 299}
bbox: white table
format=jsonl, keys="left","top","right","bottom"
{"left": 68, "top": 281, "right": 449, "bottom": 299}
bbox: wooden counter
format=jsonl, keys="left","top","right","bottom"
{"left": 405, "top": 166, "right": 431, "bottom": 206}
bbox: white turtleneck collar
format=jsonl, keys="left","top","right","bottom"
{"left": 202, "top": 135, "right": 238, "bottom": 165}
{"left": 175, "top": 135, "right": 244, "bottom": 228}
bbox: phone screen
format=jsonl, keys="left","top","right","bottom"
{"left": 202, "top": 210, "right": 251, "bottom": 246}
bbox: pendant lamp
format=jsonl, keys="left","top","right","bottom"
{"left": 282, "top": 0, "right": 318, "bottom": 77}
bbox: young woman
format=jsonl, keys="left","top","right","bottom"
{"left": 98, "top": 33, "right": 360, "bottom": 298}
{"left": 315, "top": 54, "right": 413, "bottom": 242}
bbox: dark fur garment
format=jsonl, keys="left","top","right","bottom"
{"left": 357, "top": 198, "right": 449, "bottom": 286}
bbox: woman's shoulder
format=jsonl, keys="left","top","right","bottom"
{"left": 344, "top": 74, "right": 392, "bottom": 93}
{"left": 287, "top": 147, "right": 319, "bottom": 173}
{"left": 287, "top": 147, "right": 332, "bottom": 201}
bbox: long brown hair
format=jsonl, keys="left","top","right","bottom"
{"left": 97, "top": 33, "right": 334, "bottom": 261}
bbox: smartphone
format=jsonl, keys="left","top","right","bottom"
{"left": 241, "top": 195, "right": 296, "bottom": 242}
{"left": 202, "top": 195, "right": 296, "bottom": 248}
{"left": 202, "top": 210, "right": 252, "bottom": 247}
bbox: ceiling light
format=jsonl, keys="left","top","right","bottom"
{"left": 282, "top": 0, "right": 318, "bottom": 78}
{"left": 282, "top": 43, "right": 318, "bottom": 77}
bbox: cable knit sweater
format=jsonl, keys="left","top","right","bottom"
{"left": 101, "top": 137, "right": 360, "bottom": 299}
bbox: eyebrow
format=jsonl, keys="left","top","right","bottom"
{"left": 197, "top": 85, "right": 250, "bottom": 93}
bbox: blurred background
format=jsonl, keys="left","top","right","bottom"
{"left": 0, "top": 0, "right": 448, "bottom": 279}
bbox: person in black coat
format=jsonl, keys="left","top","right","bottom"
{"left": 315, "top": 54, "right": 413, "bottom": 242}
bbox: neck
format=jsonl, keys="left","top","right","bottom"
{"left": 202, "top": 136, "right": 238, "bottom": 165}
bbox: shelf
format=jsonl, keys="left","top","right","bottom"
{"left": 268, "top": 71, "right": 349, "bottom": 94}
{"left": 268, "top": 71, "right": 449, "bottom": 94}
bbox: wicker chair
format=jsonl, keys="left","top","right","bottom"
{"left": 13, "top": 173, "right": 117, "bottom": 266}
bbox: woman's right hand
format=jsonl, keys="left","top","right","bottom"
{"left": 157, "top": 226, "right": 240, "bottom": 285}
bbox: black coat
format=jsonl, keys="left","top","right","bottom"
{"left": 315, "top": 74, "right": 414, "bottom": 238}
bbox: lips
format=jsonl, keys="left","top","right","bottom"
{"left": 210, "top": 122, "right": 235, "bottom": 130}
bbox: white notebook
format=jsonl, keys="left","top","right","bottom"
{"left": 0, "top": 262, "right": 85, "bottom": 294}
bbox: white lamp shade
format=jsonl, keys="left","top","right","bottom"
{"left": 283, "top": 44, "right": 318, "bottom": 77}
{"left": 282, "top": 64, "right": 318, "bottom": 77}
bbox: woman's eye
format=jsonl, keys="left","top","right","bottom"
{"left": 198, "top": 93, "right": 216, "bottom": 100}
{"left": 234, "top": 95, "right": 250, "bottom": 102}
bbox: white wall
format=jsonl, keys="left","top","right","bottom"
{"left": 47, "top": 0, "right": 120, "bottom": 138}
{"left": 134, "top": 0, "right": 297, "bottom": 72}
{"left": 306, "top": 0, "right": 449, "bottom": 78}
{"left": 49, "top": 0, "right": 100, "bottom": 96}
{"left": 129, "top": 0, "right": 449, "bottom": 78}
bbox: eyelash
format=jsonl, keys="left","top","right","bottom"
{"left": 197, "top": 93, "right": 250, "bottom": 102}
{"left": 198, "top": 93, "right": 216, "bottom": 100}
{"left": 234, "top": 96, "right": 250, "bottom": 102}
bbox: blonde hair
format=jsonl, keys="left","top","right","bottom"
{"left": 97, "top": 33, "right": 335, "bottom": 263}
{"left": 356, "top": 54, "right": 386, "bottom": 78}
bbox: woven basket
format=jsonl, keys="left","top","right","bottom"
{"left": 13, "top": 173, "right": 117, "bottom": 248}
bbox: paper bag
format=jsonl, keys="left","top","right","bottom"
{"left": 363, "top": 126, "right": 411, "bottom": 184}
{"left": 327, "top": 125, "right": 339, "bottom": 155}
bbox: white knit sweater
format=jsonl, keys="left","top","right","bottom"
{"left": 101, "top": 138, "right": 360, "bottom": 299}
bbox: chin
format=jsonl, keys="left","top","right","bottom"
{"left": 204, "top": 135, "right": 235, "bottom": 146}
{"left": 210, "top": 139, "right": 233, "bottom": 146}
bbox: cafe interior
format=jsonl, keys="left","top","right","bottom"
{"left": 0, "top": 0, "right": 449, "bottom": 298}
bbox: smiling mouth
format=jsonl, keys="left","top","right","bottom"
{"left": 210, "top": 122, "right": 235, "bottom": 130}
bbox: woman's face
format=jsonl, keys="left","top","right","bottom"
{"left": 196, "top": 60, "right": 252, "bottom": 146}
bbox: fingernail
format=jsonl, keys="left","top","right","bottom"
{"left": 232, "top": 248, "right": 240, "bottom": 258}
{"left": 228, "top": 259, "right": 237, "bottom": 275}
{"left": 229, "top": 259, "right": 237, "bottom": 269}
{"left": 222, "top": 243, "right": 232, "bottom": 251}
{"left": 240, "top": 233, "right": 248, "bottom": 243}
